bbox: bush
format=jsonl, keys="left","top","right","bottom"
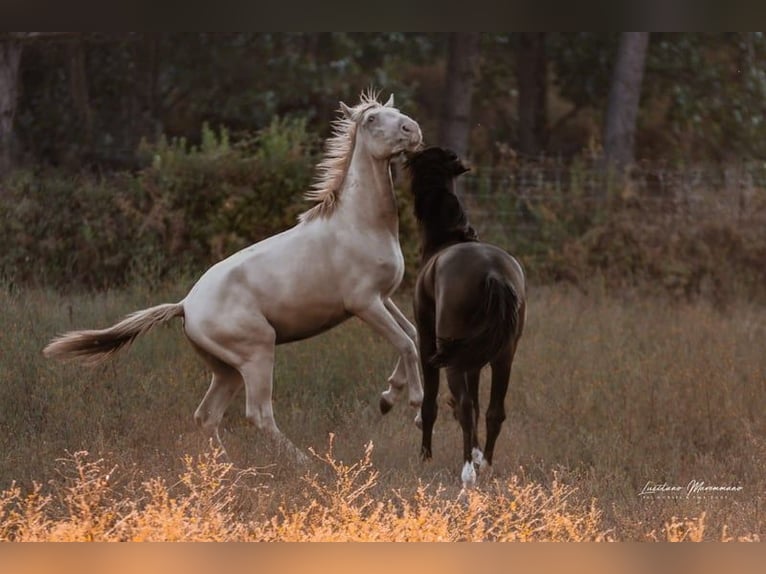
{"left": 461, "top": 160, "right": 766, "bottom": 302}
{"left": 3, "top": 124, "right": 766, "bottom": 302}
{"left": 0, "top": 170, "right": 143, "bottom": 289}
{"left": 0, "top": 119, "right": 319, "bottom": 289}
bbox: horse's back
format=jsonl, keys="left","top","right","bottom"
{"left": 182, "top": 221, "right": 353, "bottom": 354}
{"left": 433, "top": 243, "right": 524, "bottom": 298}
{"left": 418, "top": 242, "right": 524, "bottom": 342}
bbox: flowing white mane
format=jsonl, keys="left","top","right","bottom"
{"left": 299, "top": 91, "right": 384, "bottom": 223}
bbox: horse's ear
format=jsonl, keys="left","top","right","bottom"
{"left": 340, "top": 102, "right": 353, "bottom": 119}
{"left": 455, "top": 162, "right": 470, "bottom": 175}
{"left": 384, "top": 94, "right": 395, "bottom": 107}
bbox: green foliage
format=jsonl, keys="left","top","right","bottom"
{"left": 0, "top": 170, "right": 142, "bottom": 289}
{"left": 136, "top": 118, "right": 318, "bottom": 262}
{"left": 15, "top": 33, "right": 437, "bottom": 167}
{"left": 4, "top": 146, "right": 766, "bottom": 302}
{"left": 0, "top": 119, "right": 318, "bottom": 289}
{"left": 465, "top": 160, "right": 766, "bottom": 302}
{"left": 646, "top": 33, "right": 766, "bottom": 160}
{"left": 548, "top": 32, "right": 620, "bottom": 110}
{"left": 12, "top": 33, "right": 766, "bottom": 168}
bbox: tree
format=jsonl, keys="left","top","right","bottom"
{"left": 516, "top": 33, "right": 547, "bottom": 156}
{"left": 0, "top": 36, "right": 22, "bottom": 175}
{"left": 603, "top": 32, "right": 649, "bottom": 169}
{"left": 439, "top": 33, "right": 480, "bottom": 158}
{"left": 1, "top": 32, "right": 89, "bottom": 173}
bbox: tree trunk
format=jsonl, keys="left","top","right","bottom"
{"left": 439, "top": 33, "right": 480, "bottom": 158}
{"left": 603, "top": 32, "right": 649, "bottom": 170}
{"left": 516, "top": 32, "right": 547, "bottom": 156}
{"left": 68, "top": 39, "right": 93, "bottom": 145}
{"left": 0, "top": 39, "right": 22, "bottom": 175}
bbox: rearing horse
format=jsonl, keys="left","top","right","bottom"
{"left": 43, "top": 91, "right": 424, "bottom": 463}
{"left": 407, "top": 147, "right": 526, "bottom": 487}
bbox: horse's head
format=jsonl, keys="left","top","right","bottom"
{"left": 406, "top": 147, "right": 471, "bottom": 205}
{"left": 340, "top": 93, "right": 422, "bottom": 160}
{"left": 406, "top": 147, "right": 477, "bottom": 251}
{"left": 406, "top": 147, "right": 470, "bottom": 182}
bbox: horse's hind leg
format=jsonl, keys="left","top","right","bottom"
{"left": 193, "top": 362, "right": 243, "bottom": 455}
{"left": 466, "top": 369, "right": 484, "bottom": 469}
{"left": 239, "top": 337, "right": 308, "bottom": 466}
{"left": 446, "top": 368, "right": 477, "bottom": 487}
{"left": 484, "top": 350, "right": 512, "bottom": 467}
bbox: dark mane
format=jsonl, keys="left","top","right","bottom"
{"left": 406, "top": 147, "right": 477, "bottom": 262}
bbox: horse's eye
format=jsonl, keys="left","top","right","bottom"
{"left": 367, "top": 114, "right": 377, "bottom": 124}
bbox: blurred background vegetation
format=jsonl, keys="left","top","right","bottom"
{"left": 0, "top": 32, "right": 764, "bottom": 297}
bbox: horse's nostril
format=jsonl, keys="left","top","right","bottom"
{"left": 402, "top": 123, "right": 412, "bottom": 133}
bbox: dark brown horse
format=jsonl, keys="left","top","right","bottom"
{"left": 407, "top": 147, "right": 526, "bottom": 487}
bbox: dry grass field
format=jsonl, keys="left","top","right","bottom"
{"left": 0, "top": 281, "right": 763, "bottom": 541}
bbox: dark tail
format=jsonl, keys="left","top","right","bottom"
{"left": 430, "top": 274, "right": 520, "bottom": 371}
{"left": 43, "top": 302, "right": 184, "bottom": 365}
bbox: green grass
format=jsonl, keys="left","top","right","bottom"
{"left": 0, "top": 281, "right": 763, "bottom": 540}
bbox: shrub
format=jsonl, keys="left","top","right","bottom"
{"left": 0, "top": 119, "right": 319, "bottom": 289}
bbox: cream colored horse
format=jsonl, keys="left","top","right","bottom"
{"left": 44, "top": 91, "right": 423, "bottom": 462}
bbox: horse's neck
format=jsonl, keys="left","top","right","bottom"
{"left": 419, "top": 223, "right": 478, "bottom": 264}
{"left": 420, "top": 233, "right": 448, "bottom": 264}
{"left": 415, "top": 183, "right": 478, "bottom": 263}
{"left": 338, "top": 146, "right": 398, "bottom": 235}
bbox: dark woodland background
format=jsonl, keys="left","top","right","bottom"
{"left": 1, "top": 33, "right": 764, "bottom": 297}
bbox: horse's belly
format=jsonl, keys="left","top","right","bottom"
{"left": 272, "top": 304, "right": 351, "bottom": 344}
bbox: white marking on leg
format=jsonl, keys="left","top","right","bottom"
{"left": 472, "top": 447, "right": 484, "bottom": 468}
{"left": 461, "top": 461, "right": 477, "bottom": 487}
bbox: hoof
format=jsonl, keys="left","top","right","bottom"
{"left": 414, "top": 411, "right": 423, "bottom": 429}
{"left": 379, "top": 396, "right": 393, "bottom": 415}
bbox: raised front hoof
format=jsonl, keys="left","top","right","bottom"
{"left": 414, "top": 411, "right": 423, "bottom": 429}
{"left": 379, "top": 396, "right": 394, "bottom": 415}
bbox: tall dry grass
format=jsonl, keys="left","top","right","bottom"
{"left": 0, "top": 282, "right": 763, "bottom": 540}
{"left": 0, "top": 441, "right": 608, "bottom": 542}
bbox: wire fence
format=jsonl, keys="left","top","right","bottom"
{"left": 454, "top": 162, "right": 766, "bottom": 247}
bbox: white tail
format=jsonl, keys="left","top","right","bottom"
{"left": 43, "top": 302, "right": 184, "bottom": 364}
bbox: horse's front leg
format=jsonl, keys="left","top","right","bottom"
{"left": 356, "top": 298, "right": 423, "bottom": 413}
{"left": 379, "top": 298, "right": 422, "bottom": 418}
